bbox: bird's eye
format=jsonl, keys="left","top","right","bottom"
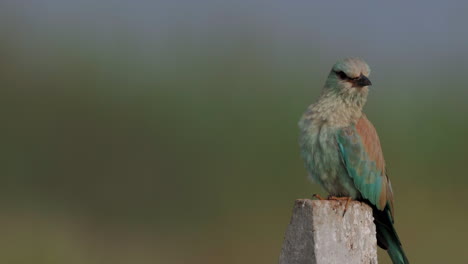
{"left": 336, "top": 71, "right": 348, "bottom": 80}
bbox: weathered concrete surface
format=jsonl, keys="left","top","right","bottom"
{"left": 279, "top": 199, "right": 377, "bottom": 264}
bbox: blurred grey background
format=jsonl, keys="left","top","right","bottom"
{"left": 1, "top": 0, "right": 467, "bottom": 263}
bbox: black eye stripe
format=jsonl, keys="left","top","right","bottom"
{"left": 335, "top": 70, "right": 359, "bottom": 81}
{"left": 335, "top": 71, "right": 349, "bottom": 80}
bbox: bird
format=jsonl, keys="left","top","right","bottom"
{"left": 298, "top": 58, "right": 409, "bottom": 264}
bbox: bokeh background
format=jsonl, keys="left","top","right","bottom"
{"left": 1, "top": 1, "right": 467, "bottom": 263}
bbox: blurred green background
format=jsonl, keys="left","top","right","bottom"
{"left": 1, "top": 1, "right": 467, "bottom": 263}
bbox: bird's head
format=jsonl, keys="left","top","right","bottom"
{"left": 324, "top": 58, "right": 372, "bottom": 99}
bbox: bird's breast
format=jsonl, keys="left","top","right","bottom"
{"left": 299, "top": 120, "right": 360, "bottom": 198}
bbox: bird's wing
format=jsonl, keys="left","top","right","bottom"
{"left": 336, "top": 114, "right": 394, "bottom": 218}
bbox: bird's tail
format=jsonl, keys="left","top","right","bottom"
{"left": 374, "top": 207, "right": 409, "bottom": 264}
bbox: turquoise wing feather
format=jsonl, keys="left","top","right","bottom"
{"left": 336, "top": 117, "right": 409, "bottom": 264}
{"left": 335, "top": 121, "right": 391, "bottom": 212}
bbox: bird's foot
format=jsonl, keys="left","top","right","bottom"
{"left": 328, "top": 196, "right": 353, "bottom": 217}
{"left": 312, "top": 194, "right": 325, "bottom": 200}
{"left": 327, "top": 196, "right": 350, "bottom": 200}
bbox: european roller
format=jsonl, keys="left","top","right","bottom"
{"left": 298, "top": 58, "right": 409, "bottom": 264}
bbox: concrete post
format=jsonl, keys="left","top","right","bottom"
{"left": 279, "top": 199, "right": 377, "bottom": 264}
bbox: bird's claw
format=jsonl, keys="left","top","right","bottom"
{"left": 313, "top": 195, "right": 352, "bottom": 216}
{"left": 312, "top": 194, "right": 325, "bottom": 200}
{"left": 342, "top": 197, "right": 352, "bottom": 217}
{"left": 327, "top": 196, "right": 353, "bottom": 217}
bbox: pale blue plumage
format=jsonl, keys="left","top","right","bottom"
{"left": 299, "top": 123, "right": 360, "bottom": 199}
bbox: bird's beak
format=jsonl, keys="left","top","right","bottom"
{"left": 356, "top": 74, "right": 372, "bottom": 87}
